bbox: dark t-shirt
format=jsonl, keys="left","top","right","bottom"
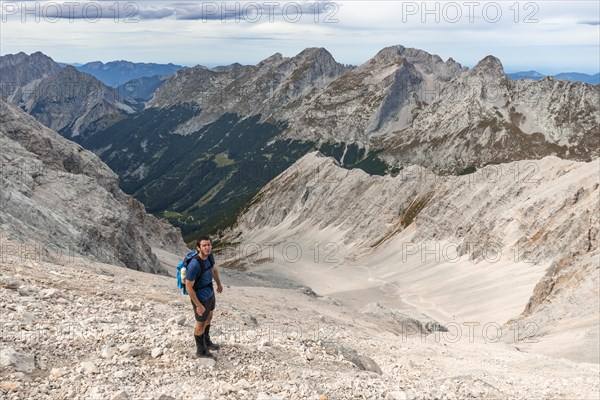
{"left": 186, "top": 256, "right": 214, "bottom": 301}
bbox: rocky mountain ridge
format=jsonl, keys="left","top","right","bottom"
{"left": 74, "top": 60, "right": 186, "bottom": 86}
{"left": 508, "top": 70, "right": 600, "bottom": 85}
{"left": 3, "top": 46, "right": 597, "bottom": 239}
{"left": 0, "top": 52, "right": 134, "bottom": 141}
{"left": 0, "top": 98, "right": 187, "bottom": 273}
{"left": 222, "top": 151, "right": 600, "bottom": 363}
{"left": 148, "top": 45, "right": 599, "bottom": 172}
{"left": 379, "top": 56, "right": 600, "bottom": 172}
{"left": 149, "top": 47, "right": 351, "bottom": 135}
{"left": 3, "top": 47, "right": 597, "bottom": 175}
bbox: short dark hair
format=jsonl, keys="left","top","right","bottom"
{"left": 195, "top": 236, "right": 211, "bottom": 248}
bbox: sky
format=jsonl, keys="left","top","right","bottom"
{"left": 0, "top": 1, "right": 599, "bottom": 74}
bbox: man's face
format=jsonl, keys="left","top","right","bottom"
{"left": 199, "top": 240, "right": 211, "bottom": 256}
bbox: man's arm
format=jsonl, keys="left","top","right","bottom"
{"left": 186, "top": 279, "right": 205, "bottom": 314}
{"left": 213, "top": 265, "right": 223, "bottom": 294}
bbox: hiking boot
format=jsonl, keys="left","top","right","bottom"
{"left": 205, "top": 325, "right": 221, "bottom": 350}
{"left": 194, "top": 334, "right": 216, "bottom": 359}
{"left": 194, "top": 334, "right": 204, "bottom": 357}
{"left": 199, "top": 348, "right": 216, "bottom": 360}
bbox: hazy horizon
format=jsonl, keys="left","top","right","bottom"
{"left": 1, "top": 1, "right": 598, "bottom": 75}
{"left": 13, "top": 48, "right": 600, "bottom": 77}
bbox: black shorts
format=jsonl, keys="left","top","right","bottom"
{"left": 191, "top": 294, "right": 216, "bottom": 322}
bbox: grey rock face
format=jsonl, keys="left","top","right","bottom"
{"left": 225, "top": 152, "right": 599, "bottom": 358}
{"left": 148, "top": 47, "right": 351, "bottom": 134}
{"left": 148, "top": 46, "right": 597, "bottom": 172}
{"left": 0, "top": 52, "right": 133, "bottom": 140}
{"left": 380, "top": 55, "right": 600, "bottom": 173}
{"left": 0, "top": 99, "right": 186, "bottom": 273}
{"left": 281, "top": 45, "right": 466, "bottom": 142}
{"left": 0, "top": 52, "right": 61, "bottom": 88}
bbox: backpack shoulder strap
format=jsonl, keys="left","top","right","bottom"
{"left": 191, "top": 255, "right": 203, "bottom": 276}
{"left": 197, "top": 253, "right": 215, "bottom": 275}
{"left": 191, "top": 254, "right": 215, "bottom": 291}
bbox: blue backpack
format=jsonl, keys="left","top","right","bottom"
{"left": 176, "top": 250, "right": 215, "bottom": 295}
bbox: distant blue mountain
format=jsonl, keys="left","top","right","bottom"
{"left": 57, "top": 62, "right": 83, "bottom": 68}
{"left": 117, "top": 75, "right": 167, "bottom": 111}
{"left": 508, "top": 70, "right": 599, "bottom": 84}
{"left": 70, "top": 61, "right": 186, "bottom": 86}
{"left": 507, "top": 71, "right": 546, "bottom": 80}
{"left": 553, "top": 72, "right": 600, "bottom": 85}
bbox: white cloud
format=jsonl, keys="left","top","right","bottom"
{"left": 0, "top": 1, "right": 598, "bottom": 72}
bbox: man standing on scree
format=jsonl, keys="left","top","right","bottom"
{"left": 185, "top": 236, "right": 223, "bottom": 359}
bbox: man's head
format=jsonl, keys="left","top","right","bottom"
{"left": 195, "top": 236, "right": 212, "bottom": 258}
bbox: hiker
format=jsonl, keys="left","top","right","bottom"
{"left": 185, "top": 236, "right": 223, "bottom": 358}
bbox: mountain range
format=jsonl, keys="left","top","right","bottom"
{"left": 0, "top": 52, "right": 134, "bottom": 141}
{"left": 62, "top": 59, "right": 600, "bottom": 85}
{"left": 508, "top": 70, "right": 600, "bottom": 85}
{"left": 87, "top": 46, "right": 598, "bottom": 236}
{"left": 72, "top": 60, "right": 186, "bottom": 87}
{"left": 1, "top": 48, "right": 598, "bottom": 239}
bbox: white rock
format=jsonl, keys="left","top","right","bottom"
{"left": 80, "top": 361, "right": 99, "bottom": 374}
{"left": 0, "top": 347, "right": 35, "bottom": 373}
{"left": 0, "top": 381, "right": 21, "bottom": 392}
{"left": 101, "top": 346, "right": 116, "bottom": 358}
{"left": 39, "top": 288, "right": 59, "bottom": 298}
{"left": 386, "top": 390, "right": 408, "bottom": 400}
{"left": 151, "top": 347, "right": 163, "bottom": 358}
{"left": 114, "top": 370, "right": 128, "bottom": 379}
{"left": 117, "top": 343, "right": 143, "bottom": 356}
{"left": 87, "top": 386, "right": 104, "bottom": 398}
{"left": 123, "top": 299, "right": 141, "bottom": 311}
{"left": 197, "top": 358, "right": 217, "bottom": 368}
{"left": 111, "top": 389, "right": 129, "bottom": 400}
{"left": 50, "top": 367, "right": 66, "bottom": 378}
